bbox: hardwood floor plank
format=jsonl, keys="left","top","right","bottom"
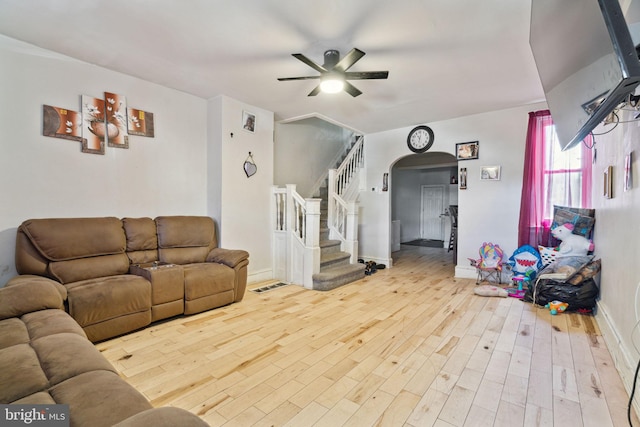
{"left": 92, "top": 245, "right": 636, "bottom": 426}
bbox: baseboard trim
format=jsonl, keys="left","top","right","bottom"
{"left": 596, "top": 301, "right": 640, "bottom": 416}
{"left": 248, "top": 268, "right": 273, "bottom": 285}
{"left": 455, "top": 265, "right": 477, "bottom": 280}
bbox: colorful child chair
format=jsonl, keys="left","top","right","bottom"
{"left": 468, "top": 242, "right": 504, "bottom": 284}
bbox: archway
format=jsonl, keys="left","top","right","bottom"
{"left": 390, "top": 151, "right": 458, "bottom": 258}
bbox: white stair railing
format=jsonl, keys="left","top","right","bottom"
{"left": 327, "top": 136, "right": 364, "bottom": 263}
{"left": 271, "top": 184, "right": 320, "bottom": 288}
{"left": 334, "top": 136, "right": 364, "bottom": 196}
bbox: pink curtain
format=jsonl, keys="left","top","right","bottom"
{"left": 581, "top": 135, "right": 593, "bottom": 208}
{"left": 518, "top": 110, "right": 551, "bottom": 247}
{"left": 518, "top": 110, "right": 593, "bottom": 247}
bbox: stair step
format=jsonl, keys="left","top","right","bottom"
{"left": 320, "top": 239, "right": 341, "bottom": 248}
{"left": 320, "top": 251, "right": 351, "bottom": 268}
{"left": 312, "top": 263, "right": 366, "bottom": 291}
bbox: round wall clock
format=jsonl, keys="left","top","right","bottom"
{"left": 407, "top": 125, "right": 434, "bottom": 153}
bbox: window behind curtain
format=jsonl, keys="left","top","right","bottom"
{"left": 543, "top": 123, "right": 592, "bottom": 219}
{"left": 518, "top": 110, "right": 592, "bottom": 247}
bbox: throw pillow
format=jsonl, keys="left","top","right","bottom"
{"left": 474, "top": 285, "right": 508, "bottom": 297}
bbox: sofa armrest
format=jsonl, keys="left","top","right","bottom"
{"left": 0, "top": 279, "right": 64, "bottom": 320}
{"left": 113, "top": 407, "right": 209, "bottom": 427}
{"left": 6, "top": 274, "right": 67, "bottom": 300}
{"left": 206, "top": 248, "right": 249, "bottom": 269}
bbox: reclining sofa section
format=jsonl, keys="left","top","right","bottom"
{"left": 12, "top": 215, "right": 249, "bottom": 342}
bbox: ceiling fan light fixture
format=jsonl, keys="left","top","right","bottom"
{"left": 320, "top": 75, "right": 344, "bottom": 94}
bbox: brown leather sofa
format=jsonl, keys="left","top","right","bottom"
{"left": 0, "top": 278, "right": 209, "bottom": 426}
{"left": 11, "top": 215, "right": 249, "bottom": 342}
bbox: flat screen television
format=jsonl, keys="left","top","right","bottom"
{"left": 530, "top": 0, "right": 640, "bottom": 150}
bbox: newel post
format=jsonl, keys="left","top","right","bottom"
{"left": 303, "top": 198, "right": 321, "bottom": 289}
{"left": 345, "top": 201, "right": 359, "bottom": 263}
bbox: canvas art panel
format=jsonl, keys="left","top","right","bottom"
{"left": 81, "top": 95, "right": 106, "bottom": 155}
{"left": 127, "top": 108, "right": 155, "bottom": 137}
{"left": 104, "top": 92, "right": 129, "bottom": 148}
{"left": 42, "top": 105, "right": 82, "bottom": 142}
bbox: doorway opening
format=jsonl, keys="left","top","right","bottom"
{"left": 390, "top": 151, "right": 458, "bottom": 262}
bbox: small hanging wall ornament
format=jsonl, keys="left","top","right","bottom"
{"left": 244, "top": 152, "right": 257, "bottom": 178}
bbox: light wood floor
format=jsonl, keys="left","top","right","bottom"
{"left": 96, "top": 245, "right": 638, "bottom": 426}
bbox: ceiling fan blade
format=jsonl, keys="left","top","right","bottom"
{"left": 333, "top": 48, "right": 365, "bottom": 72}
{"left": 277, "top": 76, "right": 321, "bottom": 81}
{"left": 307, "top": 85, "right": 322, "bottom": 96}
{"left": 343, "top": 81, "right": 362, "bottom": 97}
{"left": 344, "top": 71, "right": 389, "bottom": 80}
{"left": 292, "top": 53, "right": 328, "bottom": 73}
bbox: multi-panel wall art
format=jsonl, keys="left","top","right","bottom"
{"left": 43, "top": 91, "right": 154, "bottom": 155}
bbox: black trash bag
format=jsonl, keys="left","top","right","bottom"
{"left": 523, "top": 278, "right": 599, "bottom": 312}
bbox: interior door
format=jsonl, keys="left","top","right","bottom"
{"left": 421, "top": 185, "right": 445, "bottom": 240}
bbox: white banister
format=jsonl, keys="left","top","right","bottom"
{"left": 272, "top": 184, "right": 321, "bottom": 288}
{"left": 327, "top": 136, "right": 363, "bottom": 260}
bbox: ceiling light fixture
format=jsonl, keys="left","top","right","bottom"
{"left": 320, "top": 74, "right": 344, "bottom": 94}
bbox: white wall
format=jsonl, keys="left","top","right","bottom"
{"left": 0, "top": 35, "right": 274, "bottom": 285}
{"left": 589, "top": 107, "right": 640, "bottom": 409}
{"left": 359, "top": 102, "right": 547, "bottom": 269}
{"left": 210, "top": 96, "right": 274, "bottom": 283}
{"left": 274, "top": 118, "right": 352, "bottom": 197}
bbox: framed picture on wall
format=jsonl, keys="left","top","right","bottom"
{"left": 604, "top": 165, "right": 613, "bottom": 198}
{"left": 456, "top": 141, "right": 479, "bottom": 160}
{"left": 480, "top": 165, "right": 501, "bottom": 181}
{"left": 459, "top": 168, "right": 467, "bottom": 190}
{"left": 242, "top": 110, "right": 256, "bottom": 133}
{"left": 624, "top": 152, "right": 632, "bottom": 191}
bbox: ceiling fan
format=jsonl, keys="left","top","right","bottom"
{"left": 277, "top": 48, "right": 389, "bottom": 97}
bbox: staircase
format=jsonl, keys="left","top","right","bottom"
{"left": 271, "top": 135, "right": 366, "bottom": 291}
{"left": 312, "top": 185, "right": 365, "bottom": 291}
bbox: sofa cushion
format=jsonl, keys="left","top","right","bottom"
{"left": 123, "top": 217, "right": 159, "bottom": 265}
{"left": 31, "top": 333, "right": 117, "bottom": 386}
{"left": 49, "top": 253, "right": 130, "bottom": 284}
{"left": 19, "top": 217, "right": 126, "bottom": 261}
{"left": 22, "top": 309, "right": 87, "bottom": 341}
{"left": 65, "top": 275, "right": 151, "bottom": 328}
{"left": 123, "top": 217, "right": 157, "bottom": 251}
{"left": 49, "top": 370, "right": 153, "bottom": 427}
{"left": 156, "top": 216, "right": 216, "bottom": 249}
{"left": 12, "top": 391, "right": 57, "bottom": 405}
{"left": 0, "top": 318, "right": 29, "bottom": 350}
{"left": 0, "top": 343, "right": 49, "bottom": 403}
{"left": 183, "top": 263, "right": 234, "bottom": 300}
{"left": 159, "top": 247, "right": 210, "bottom": 265}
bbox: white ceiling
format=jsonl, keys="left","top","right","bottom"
{"left": 0, "top": 0, "right": 545, "bottom": 134}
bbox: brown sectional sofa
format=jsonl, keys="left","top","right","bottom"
{"left": 0, "top": 279, "right": 209, "bottom": 426}
{"left": 11, "top": 215, "right": 249, "bottom": 342}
